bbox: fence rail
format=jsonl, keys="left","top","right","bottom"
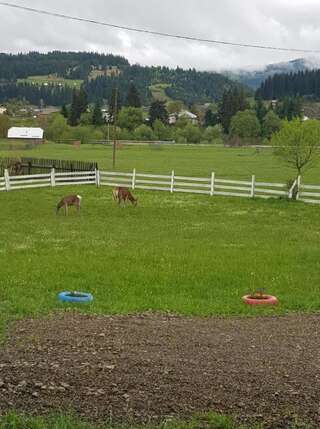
{"left": 0, "top": 168, "right": 319, "bottom": 205}
{"left": 0, "top": 157, "right": 98, "bottom": 176}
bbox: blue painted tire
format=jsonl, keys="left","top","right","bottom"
{"left": 58, "top": 291, "right": 93, "bottom": 303}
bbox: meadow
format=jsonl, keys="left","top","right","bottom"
{"left": 17, "top": 75, "right": 83, "bottom": 88}
{"left": 1, "top": 139, "right": 320, "bottom": 183}
{"left": 0, "top": 142, "right": 319, "bottom": 428}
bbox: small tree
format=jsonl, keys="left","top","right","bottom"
{"left": 204, "top": 109, "right": 219, "bottom": 127}
{"left": 61, "top": 104, "right": 68, "bottom": 118}
{"left": 133, "top": 124, "right": 155, "bottom": 141}
{"left": 125, "top": 83, "right": 141, "bottom": 108}
{"left": 92, "top": 101, "right": 105, "bottom": 126}
{"left": 45, "top": 114, "right": 68, "bottom": 142}
{"left": 153, "top": 119, "right": 172, "bottom": 141}
{"left": 262, "top": 110, "right": 281, "bottom": 139}
{"left": 117, "top": 107, "right": 144, "bottom": 131}
{"left": 230, "top": 110, "right": 261, "bottom": 139}
{"left": 272, "top": 119, "right": 320, "bottom": 176}
{"left": 0, "top": 114, "right": 10, "bottom": 138}
{"left": 149, "top": 100, "right": 168, "bottom": 125}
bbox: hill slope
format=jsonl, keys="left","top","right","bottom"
{"left": 0, "top": 51, "right": 239, "bottom": 106}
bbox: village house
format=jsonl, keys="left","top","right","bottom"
{"left": 169, "top": 110, "right": 199, "bottom": 125}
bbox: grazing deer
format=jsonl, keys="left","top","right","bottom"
{"left": 112, "top": 187, "right": 137, "bottom": 206}
{"left": 56, "top": 194, "right": 82, "bottom": 215}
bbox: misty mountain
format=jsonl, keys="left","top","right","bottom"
{"left": 227, "top": 57, "right": 320, "bottom": 89}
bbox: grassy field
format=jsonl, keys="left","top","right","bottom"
{"left": 0, "top": 412, "right": 277, "bottom": 429}
{"left": 149, "top": 83, "right": 172, "bottom": 103}
{"left": 0, "top": 140, "right": 320, "bottom": 183}
{"left": 0, "top": 143, "right": 319, "bottom": 428}
{"left": 17, "top": 75, "right": 83, "bottom": 88}
{"left": 1, "top": 182, "right": 320, "bottom": 335}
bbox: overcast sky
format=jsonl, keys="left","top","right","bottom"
{"left": 1, "top": 0, "right": 320, "bottom": 71}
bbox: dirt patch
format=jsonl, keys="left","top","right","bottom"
{"left": 0, "top": 312, "right": 319, "bottom": 428}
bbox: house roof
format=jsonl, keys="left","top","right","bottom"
{"left": 178, "top": 110, "right": 198, "bottom": 119}
{"left": 7, "top": 127, "right": 44, "bottom": 139}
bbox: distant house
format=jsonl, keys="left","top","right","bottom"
{"left": 0, "top": 107, "right": 7, "bottom": 115}
{"left": 169, "top": 110, "right": 199, "bottom": 125}
{"left": 7, "top": 127, "right": 44, "bottom": 140}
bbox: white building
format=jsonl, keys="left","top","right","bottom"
{"left": 169, "top": 110, "right": 199, "bottom": 125}
{"left": 7, "top": 127, "right": 44, "bottom": 140}
{"left": 0, "top": 107, "right": 7, "bottom": 115}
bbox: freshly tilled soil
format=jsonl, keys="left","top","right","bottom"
{"left": 0, "top": 312, "right": 319, "bottom": 428}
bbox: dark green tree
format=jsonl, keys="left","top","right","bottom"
{"left": 204, "top": 109, "right": 219, "bottom": 127}
{"left": 125, "top": 83, "right": 141, "bottom": 108}
{"left": 68, "top": 88, "right": 89, "bottom": 126}
{"left": 61, "top": 104, "right": 68, "bottom": 118}
{"left": 254, "top": 97, "right": 267, "bottom": 126}
{"left": 149, "top": 100, "right": 168, "bottom": 125}
{"left": 92, "top": 101, "right": 105, "bottom": 126}
{"left": 77, "top": 87, "right": 88, "bottom": 115}
{"left": 68, "top": 89, "right": 80, "bottom": 126}
{"left": 218, "top": 87, "right": 249, "bottom": 133}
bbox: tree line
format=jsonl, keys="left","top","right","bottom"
{"left": 0, "top": 51, "right": 129, "bottom": 80}
{"left": 256, "top": 69, "right": 320, "bottom": 100}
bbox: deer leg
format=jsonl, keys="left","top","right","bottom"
{"left": 65, "top": 205, "right": 68, "bottom": 216}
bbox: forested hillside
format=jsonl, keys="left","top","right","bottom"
{"left": 0, "top": 51, "right": 238, "bottom": 106}
{"left": 256, "top": 69, "right": 320, "bottom": 100}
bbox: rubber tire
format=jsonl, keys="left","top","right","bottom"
{"left": 242, "top": 295, "right": 278, "bottom": 305}
{"left": 58, "top": 291, "right": 93, "bottom": 303}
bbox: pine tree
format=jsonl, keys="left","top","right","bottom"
{"left": 149, "top": 100, "right": 168, "bottom": 125}
{"left": 255, "top": 97, "right": 267, "bottom": 126}
{"left": 92, "top": 101, "right": 105, "bottom": 126}
{"left": 218, "top": 88, "right": 249, "bottom": 133}
{"left": 78, "top": 87, "right": 88, "bottom": 114}
{"left": 61, "top": 104, "right": 68, "bottom": 118}
{"left": 125, "top": 83, "right": 141, "bottom": 108}
{"left": 68, "top": 89, "right": 80, "bottom": 126}
{"left": 204, "top": 109, "right": 219, "bottom": 127}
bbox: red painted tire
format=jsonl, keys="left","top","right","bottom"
{"left": 242, "top": 295, "right": 278, "bottom": 305}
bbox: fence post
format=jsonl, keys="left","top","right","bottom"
{"left": 4, "top": 169, "right": 10, "bottom": 191}
{"left": 210, "top": 172, "right": 215, "bottom": 196}
{"left": 296, "top": 176, "right": 301, "bottom": 200}
{"left": 251, "top": 175, "right": 256, "bottom": 198}
{"left": 50, "top": 168, "right": 56, "bottom": 187}
{"left": 170, "top": 170, "right": 175, "bottom": 193}
{"left": 132, "top": 168, "right": 136, "bottom": 190}
{"left": 95, "top": 169, "right": 100, "bottom": 187}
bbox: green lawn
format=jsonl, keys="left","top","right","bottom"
{"left": 0, "top": 142, "right": 318, "bottom": 428}
{"left": 1, "top": 140, "right": 320, "bottom": 184}
{"left": 1, "top": 183, "right": 320, "bottom": 336}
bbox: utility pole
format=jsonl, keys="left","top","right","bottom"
{"left": 112, "top": 88, "right": 118, "bottom": 169}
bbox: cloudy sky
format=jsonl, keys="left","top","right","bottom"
{"left": 1, "top": 0, "right": 320, "bottom": 71}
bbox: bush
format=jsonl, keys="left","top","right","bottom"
{"left": 117, "top": 107, "right": 144, "bottom": 131}
{"left": 45, "top": 114, "right": 68, "bottom": 142}
{"left": 230, "top": 110, "right": 261, "bottom": 139}
{"left": 133, "top": 124, "right": 156, "bottom": 141}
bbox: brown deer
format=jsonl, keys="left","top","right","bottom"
{"left": 56, "top": 194, "right": 82, "bottom": 215}
{"left": 112, "top": 187, "right": 137, "bottom": 206}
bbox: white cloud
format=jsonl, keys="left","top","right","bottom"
{"left": 0, "top": 0, "right": 320, "bottom": 70}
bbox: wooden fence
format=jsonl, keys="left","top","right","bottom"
{"left": 0, "top": 168, "right": 319, "bottom": 205}
{"left": 0, "top": 157, "right": 98, "bottom": 176}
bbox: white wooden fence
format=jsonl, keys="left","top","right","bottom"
{"left": 0, "top": 168, "right": 319, "bottom": 205}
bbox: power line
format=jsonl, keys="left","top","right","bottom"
{"left": 0, "top": 1, "right": 320, "bottom": 54}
